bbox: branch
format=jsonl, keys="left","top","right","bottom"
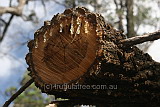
{"left": 114, "top": 0, "right": 118, "bottom": 9}
{"left": 120, "top": 30, "right": 160, "bottom": 47}
{"left": 9, "top": 0, "right": 13, "bottom": 7}
{"left": 41, "top": 0, "right": 47, "bottom": 15}
{"left": 3, "top": 78, "right": 34, "bottom": 107}
{"left": 0, "top": 18, "right": 7, "bottom": 24}
{"left": 0, "top": 0, "right": 27, "bottom": 16}
{"left": 0, "top": 15, "right": 14, "bottom": 43}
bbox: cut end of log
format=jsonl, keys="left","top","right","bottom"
{"left": 26, "top": 7, "right": 110, "bottom": 86}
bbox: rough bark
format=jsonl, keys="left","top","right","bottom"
{"left": 24, "top": 7, "right": 160, "bottom": 106}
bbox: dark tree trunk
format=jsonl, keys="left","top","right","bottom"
{"left": 114, "top": 0, "right": 124, "bottom": 31}
{"left": 71, "top": 0, "right": 76, "bottom": 8}
{"left": 126, "top": 0, "right": 135, "bottom": 37}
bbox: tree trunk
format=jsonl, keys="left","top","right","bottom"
{"left": 114, "top": 0, "right": 124, "bottom": 31}
{"left": 71, "top": 0, "right": 76, "bottom": 8}
{"left": 126, "top": 0, "right": 135, "bottom": 37}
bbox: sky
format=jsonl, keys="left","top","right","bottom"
{"left": 0, "top": 0, "right": 160, "bottom": 106}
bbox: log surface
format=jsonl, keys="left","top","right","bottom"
{"left": 26, "top": 7, "right": 160, "bottom": 106}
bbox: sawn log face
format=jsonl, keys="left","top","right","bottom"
{"left": 26, "top": 7, "right": 160, "bottom": 105}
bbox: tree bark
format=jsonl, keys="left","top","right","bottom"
{"left": 24, "top": 7, "right": 160, "bottom": 106}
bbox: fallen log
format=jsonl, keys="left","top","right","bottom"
{"left": 24, "top": 7, "right": 160, "bottom": 106}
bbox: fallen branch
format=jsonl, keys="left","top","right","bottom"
{"left": 120, "top": 30, "right": 160, "bottom": 47}
{"left": 3, "top": 78, "right": 34, "bottom": 107}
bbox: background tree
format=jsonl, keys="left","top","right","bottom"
{"left": 126, "top": 0, "right": 136, "bottom": 37}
